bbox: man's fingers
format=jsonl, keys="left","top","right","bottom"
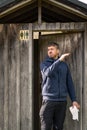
{"left": 63, "top": 53, "right": 70, "bottom": 57}
{"left": 72, "top": 101, "right": 80, "bottom": 109}
{"left": 59, "top": 53, "right": 70, "bottom": 61}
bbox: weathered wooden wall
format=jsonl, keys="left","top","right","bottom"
{"left": 0, "top": 23, "right": 86, "bottom": 130}
{"left": 39, "top": 32, "right": 83, "bottom": 130}
{"left": 0, "top": 24, "right": 33, "bottom": 130}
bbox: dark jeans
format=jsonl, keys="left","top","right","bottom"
{"left": 39, "top": 100, "right": 67, "bottom": 130}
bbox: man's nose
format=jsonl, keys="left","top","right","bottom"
{"left": 49, "top": 50, "right": 52, "bottom": 53}
{"left": 49, "top": 51, "right": 52, "bottom": 54}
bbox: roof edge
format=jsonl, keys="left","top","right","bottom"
{"left": 44, "top": 0, "right": 87, "bottom": 20}
{"left": 0, "top": 0, "right": 35, "bottom": 19}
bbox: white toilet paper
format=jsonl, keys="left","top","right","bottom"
{"left": 69, "top": 106, "right": 79, "bottom": 121}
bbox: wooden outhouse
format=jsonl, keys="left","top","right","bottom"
{"left": 0, "top": 0, "right": 87, "bottom": 130}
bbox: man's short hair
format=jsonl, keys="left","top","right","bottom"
{"left": 47, "top": 42, "right": 59, "bottom": 49}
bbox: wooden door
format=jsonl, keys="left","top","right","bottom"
{"left": 39, "top": 32, "right": 83, "bottom": 130}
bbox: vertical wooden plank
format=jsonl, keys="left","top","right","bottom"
{"left": 20, "top": 31, "right": 29, "bottom": 130}
{"left": 83, "top": 23, "right": 87, "bottom": 130}
{"left": 3, "top": 39, "right": 9, "bottom": 130}
{"left": 3, "top": 24, "right": 21, "bottom": 130}
{"left": 15, "top": 38, "right": 21, "bottom": 130}
{"left": 0, "top": 43, "right": 4, "bottom": 130}
{"left": 20, "top": 24, "right": 33, "bottom": 130}
{"left": 8, "top": 38, "right": 17, "bottom": 130}
{"left": 7, "top": 25, "right": 21, "bottom": 130}
{"left": 77, "top": 33, "right": 83, "bottom": 130}
{"left": 28, "top": 23, "right": 34, "bottom": 130}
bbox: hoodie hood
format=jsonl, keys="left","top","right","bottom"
{"left": 43, "top": 56, "right": 56, "bottom": 67}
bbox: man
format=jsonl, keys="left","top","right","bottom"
{"left": 39, "top": 42, "right": 80, "bottom": 130}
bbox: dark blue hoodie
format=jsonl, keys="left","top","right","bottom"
{"left": 40, "top": 56, "right": 76, "bottom": 102}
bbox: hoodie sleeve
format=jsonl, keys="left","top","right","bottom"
{"left": 66, "top": 66, "right": 76, "bottom": 102}
{"left": 40, "top": 59, "right": 61, "bottom": 77}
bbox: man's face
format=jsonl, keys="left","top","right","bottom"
{"left": 47, "top": 46, "right": 59, "bottom": 59}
